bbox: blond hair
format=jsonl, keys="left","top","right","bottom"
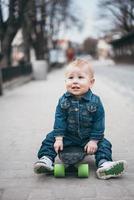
{"left": 66, "top": 58, "right": 94, "bottom": 78}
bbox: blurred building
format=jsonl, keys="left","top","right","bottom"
{"left": 97, "top": 39, "right": 112, "bottom": 60}
{"left": 110, "top": 32, "right": 134, "bottom": 64}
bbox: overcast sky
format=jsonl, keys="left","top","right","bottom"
{"left": 59, "top": 0, "right": 101, "bottom": 43}
{"left": 59, "top": 0, "right": 113, "bottom": 43}
{"left": 1, "top": 0, "right": 9, "bottom": 21}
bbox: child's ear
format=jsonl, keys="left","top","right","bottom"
{"left": 90, "top": 78, "right": 95, "bottom": 88}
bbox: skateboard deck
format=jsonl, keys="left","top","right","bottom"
{"left": 54, "top": 146, "right": 89, "bottom": 178}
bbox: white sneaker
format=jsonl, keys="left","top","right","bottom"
{"left": 34, "top": 156, "right": 54, "bottom": 174}
{"left": 96, "top": 160, "right": 127, "bottom": 179}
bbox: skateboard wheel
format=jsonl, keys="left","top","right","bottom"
{"left": 54, "top": 164, "right": 65, "bottom": 177}
{"left": 78, "top": 164, "right": 89, "bottom": 178}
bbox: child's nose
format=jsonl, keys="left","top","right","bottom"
{"left": 73, "top": 78, "right": 78, "bottom": 83}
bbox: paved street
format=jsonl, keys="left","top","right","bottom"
{"left": 0, "top": 61, "right": 134, "bottom": 200}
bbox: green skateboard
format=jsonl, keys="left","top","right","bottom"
{"left": 54, "top": 146, "right": 89, "bottom": 178}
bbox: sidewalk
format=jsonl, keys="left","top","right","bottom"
{"left": 0, "top": 65, "right": 133, "bottom": 200}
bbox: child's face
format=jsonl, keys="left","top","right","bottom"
{"left": 65, "top": 65, "right": 95, "bottom": 97}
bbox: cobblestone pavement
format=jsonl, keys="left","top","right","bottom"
{"left": 0, "top": 62, "right": 134, "bottom": 200}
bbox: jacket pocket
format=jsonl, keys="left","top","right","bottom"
{"left": 86, "top": 103, "right": 97, "bottom": 113}
{"left": 60, "top": 99, "right": 70, "bottom": 109}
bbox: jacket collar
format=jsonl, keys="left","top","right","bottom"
{"left": 65, "top": 90, "right": 92, "bottom": 101}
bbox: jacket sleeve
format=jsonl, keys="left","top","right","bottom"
{"left": 90, "top": 98, "right": 105, "bottom": 141}
{"left": 53, "top": 98, "right": 67, "bottom": 137}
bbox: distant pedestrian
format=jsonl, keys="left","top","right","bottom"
{"left": 66, "top": 47, "right": 75, "bottom": 63}
{"left": 34, "top": 58, "right": 127, "bottom": 179}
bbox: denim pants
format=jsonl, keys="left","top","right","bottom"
{"left": 38, "top": 131, "right": 112, "bottom": 167}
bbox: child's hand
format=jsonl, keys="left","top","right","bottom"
{"left": 84, "top": 140, "right": 98, "bottom": 154}
{"left": 54, "top": 137, "right": 63, "bottom": 153}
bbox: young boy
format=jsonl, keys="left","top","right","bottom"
{"left": 34, "top": 59, "right": 127, "bottom": 179}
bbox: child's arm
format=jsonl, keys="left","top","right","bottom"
{"left": 54, "top": 136, "right": 63, "bottom": 153}
{"left": 53, "top": 97, "right": 67, "bottom": 138}
{"left": 90, "top": 98, "right": 105, "bottom": 141}
{"left": 85, "top": 98, "right": 104, "bottom": 154}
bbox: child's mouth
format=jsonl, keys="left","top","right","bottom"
{"left": 71, "top": 86, "right": 80, "bottom": 90}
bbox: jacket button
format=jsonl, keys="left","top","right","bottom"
{"left": 75, "top": 108, "right": 79, "bottom": 111}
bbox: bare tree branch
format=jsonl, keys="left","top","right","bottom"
{"left": 98, "top": 0, "right": 134, "bottom": 35}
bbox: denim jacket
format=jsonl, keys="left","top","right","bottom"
{"left": 53, "top": 90, "right": 105, "bottom": 141}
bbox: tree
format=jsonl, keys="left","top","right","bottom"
{"left": 83, "top": 37, "right": 97, "bottom": 57}
{"left": 0, "top": 0, "right": 28, "bottom": 67}
{"left": 98, "top": 0, "right": 134, "bottom": 35}
{"left": 48, "top": 0, "right": 81, "bottom": 42}
{"left": 0, "top": 0, "right": 81, "bottom": 66}
{"left": 23, "top": 0, "right": 81, "bottom": 60}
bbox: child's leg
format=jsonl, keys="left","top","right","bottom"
{"left": 38, "top": 131, "right": 57, "bottom": 162}
{"left": 34, "top": 131, "right": 57, "bottom": 173}
{"left": 95, "top": 138, "right": 112, "bottom": 167}
{"left": 95, "top": 138, "right": 127, "bottom": 179}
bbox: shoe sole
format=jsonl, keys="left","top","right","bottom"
{"left": 97, "top": 160, "right": 127, "bottom": 179}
